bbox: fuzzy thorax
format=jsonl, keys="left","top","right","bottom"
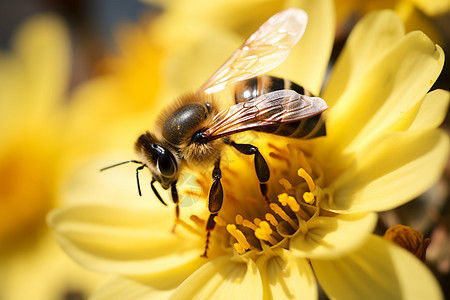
{"left": 180, "top": 138, "right": 225, "bottom": 169}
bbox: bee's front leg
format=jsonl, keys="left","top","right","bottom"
{"left": 202, "top": 158, "right": 223, "bottom": 257}
{"left": 171, "top": 181, "right": 180, "bottom": 232}
{"left": 229, "top": 141, "right": 270, "bottom": 203}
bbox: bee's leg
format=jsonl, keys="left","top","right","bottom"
{"left": 229, "top": 141, "right": 270, "bottom": 202}
{"left": 202, "top": 158, "right": 223, "bottom": 257}
{"left": 150, "top": 178, "right": 168, "bottom": 206}
{"left": 171, "top": 181, "right": 180, "bottom": 232}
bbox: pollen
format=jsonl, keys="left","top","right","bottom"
{"left": 298, "top": 168, "right": 315, "bottom": 192}
{"left": 278, "top": 193, "right": 300, "bottom": 212}
{"left": 218, "top": 145, "right": 324, "bottom": 256}
{"left": 227, "top": 224, "right": 250, "bottom": 253}
{"left": 303, "top": 192, "right": 315, "bottom": 204}
{"left": 265, "top": 213, "right": 278, "bottom": 226}
{"left": 255, "top": 221, "right": 278, "bottom": 245}
{"left": 235, "top": 214, "right": 244, "bottom": 225}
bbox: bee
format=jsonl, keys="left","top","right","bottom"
{"left": 101, "top": 8, "right": 328, "bottom": 256}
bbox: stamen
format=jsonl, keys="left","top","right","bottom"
{"left": 242, "top": 219, "right": 258, "bottom": 231}
{"left": 190, "top": 215, "right": 205, "bottom": 227}
{"left": 227, "top": 224, "right": 250, "bottom": 253}
{"left": 235, "top": 214, "right": 244, "bottom": 225}
{"left": 175, "top": 218, "right": 202, "bottom": 236}
{"left": 298, "top": 168, "right": 315, "bottom": 192}
{"left": 233, "top": 243, "right": 246, "bottom": 255}
{"left": 296, "top": 206, "right": 311, "bottom": 221}
{"left": 298, "top": 151, "right": 312, "bottom": 175}
{"left": 270, "top": 203, "right": 297, "bottom": 228}
{"left": 303, "top": 192, "right": 315, "bottom": 204}
{"left": 254, "top": 218, "right": 262, "bottom": 226}
{"left": 278, "top": 193, "right": 290, "bottom": 206}
{"left": 214, "top": 215, "right": 227, "bottom": 226}
{"left": 277, "top": 193, "right": 300, "bottom": 212}
{"left": 265, "top": 213, "right": 278, "bottom": 226}
{"left": 279, "top": 178, "right": 292, "bottom": 190}
{"left": 255, "top": 221, "right": 278, "bottom": 245}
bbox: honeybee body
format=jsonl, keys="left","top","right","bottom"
{"left": 103, "top": 9, "right": 328, "bottom": 257}
{"left": 234, "top": 75, "right": 326, "bottom": 139}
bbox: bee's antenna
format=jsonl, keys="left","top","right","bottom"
{"left": 100, "top": 160, "right": 146, "bottom": 196}
{"left": 99, "top": 160, "right": 143, "bottom": 172}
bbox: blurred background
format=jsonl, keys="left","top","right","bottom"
{"left": 0, "top": 0, "right": 449, "bottom": 299}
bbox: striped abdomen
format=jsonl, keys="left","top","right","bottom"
{"left": 233, "top": 75, "right": 326, "bottom": 139}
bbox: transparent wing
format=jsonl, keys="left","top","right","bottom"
{"left": 202, "top": 90, "right": 327, "bottom": 140}
{"left": 200, "top": 8, "right": 308, "bottom": 94}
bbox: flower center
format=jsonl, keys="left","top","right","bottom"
{"left": 180, "top": 141, "right": 326, "bottom": 257}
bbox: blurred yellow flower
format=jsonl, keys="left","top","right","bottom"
{"left": 333, "top": 0, "right": 450, "bottom": 46}
{"left": 49, "top": 0, "right": 448, "bottom": 299}
{"left": 0, "top": 15, "right": 104, "bottom": 299}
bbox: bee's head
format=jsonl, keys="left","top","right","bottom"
{"left": 135, "top": 132, "right": 179, "bottom": 189}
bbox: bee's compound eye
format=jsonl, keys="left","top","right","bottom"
{"left": 157, "top": 152, "right": 176, "bottom": 177}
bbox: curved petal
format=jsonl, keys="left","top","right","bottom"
{"left": 272, "top": 0, "right": 335, "bottom": 95}
{"left": 256, "top": 249, "right": 317, "bottom": 300}
{"left": 290, "top": 213, "right": 377, "bottom": 258}
{"left": 47, "top": 204, "right": 205, "bottom": 275}
{"left": 325, "top": 31, "right": 444, "bottom": 155}
{"left": 169, "top": 256, "right": 263, "bottom": 300}
{"left": 90, "top": 276, "right": 173, "bottom": 300}
{"left": 311, "top": 235, "right": 443, "bottom": 300}
{"left": 327, "top": 130, "right": 449, "bottom": 212}
{"left": 322, "top": 10, "right": 405, "bottom": 107}
{"left": 391, "top": 89, "right": 449, "bottom": 132}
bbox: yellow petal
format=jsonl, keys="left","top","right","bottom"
{"left": 397, "top": 2, "right": 446, "bottom": 46}
{"left": 391, "top": 89, "right": 449, "bottom": 132}
{"left": 169, "top": 256, "right": 263, "bottom": 300}
{"left": 408, "top": 0, "right": 450, "bottom": 16}
{"left": 1, "top": 232, "right": 103, "bottom": 300}
{"left": 11, "top": 14, "right": 70, "bottom": 119}
{"left": 290, "top": 213, "right": 377, "bottom": 258}
{"left": 47, "top": 204, "right": 204, "bottom": 275}
{"left": 327, "top": 130, "right": 449, "bottom": 212}
{"left": 311, "top": 235, "right": 443, "bottom": 300}
{"left": 322, "top": 10, "right": 405, "bottom": 107}
{"left": 154, "top": 0, "right": 286, "bottom": 40}
{"left": 271, "top": 0, "right": 335, "bottom": 95}
{"left": 162, "top": 26, "right": 242, "bottom": 96}
{"left": 256, "top": 249, "right": 317, "bottom": 300}
{"left": 152, "top": 0, "right": 333, "bottom": 96}
{"left": 325, "top": 31, "right": 444, "bottom": 155}
{"left": 90, "top": 276, "right": 173, "bottom": 300}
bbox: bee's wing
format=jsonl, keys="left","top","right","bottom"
{"left": 200, "top": 8, "right": 308, "bottom": 94}
{"left": 203, "top": 90, "right": 327, "bottom": 140}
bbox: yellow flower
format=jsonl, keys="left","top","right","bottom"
{"left": 49, "top": 0, "right": 448, "bottom": 299}
{"left": 0, "top": 15, "right": 104, "bottom": 299}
